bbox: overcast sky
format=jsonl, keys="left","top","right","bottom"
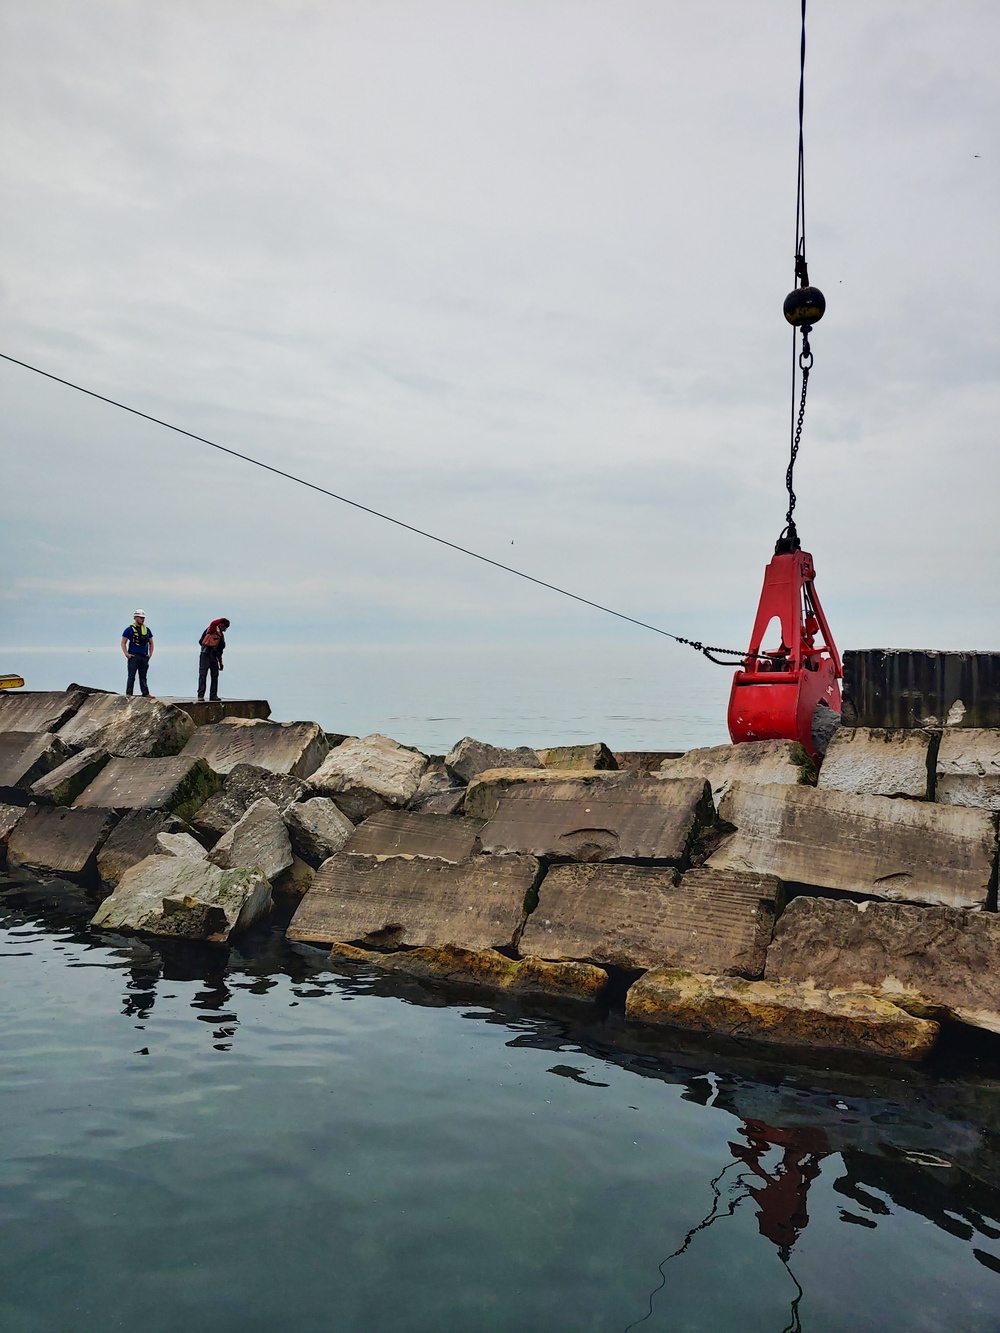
{"left": 2, "top": 1, "right": 998, "bottom": 689}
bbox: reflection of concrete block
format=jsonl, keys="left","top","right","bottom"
{"left": 0, "top": 732, "right": 73, "bottom": 800}
{"left": 91, "top": 855, "right": 271, "bottom": 941}
{"left": 287, "top": 852, "right": 540, "bottom": 950}
{"left": 660, "top": 740, "right": 815, "bottom": 802}
{"left": 710, "top": 782, "right": 997, "bottom": 910}
{"left": 936, "top": 729, "right": 1000, "bottom": 810}
{"left": 181, "top": 720, "right": 329, "bottom": 778}
{"left": 75, "top": 756, "right": 222, "bottom": 825}
{"left": 58, "top": 694, "right": 195, "bottom": 758}
{"left": 308, "top": 735, "right": 428, "bottom": 820}
{"left": 818, "top": 727, "right": 933, "bottom": 798}
{"left": 519, "top": 865, "right": 779, "bottom": 976}
{"left": 31, "top": 748, "right": 110, "bottom": 806}
{"left": 7, "top": 806, "right": 119, "bottom": 881}
{"left": 343, "top": 810, "right": 484, "bottom": 862}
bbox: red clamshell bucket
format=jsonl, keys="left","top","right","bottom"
{"left": 727, "top": 549, "right": 841, "bottom": 761}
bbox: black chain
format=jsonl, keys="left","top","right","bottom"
{"left": 783, "top": 328, "right": 812, "bottom": 538}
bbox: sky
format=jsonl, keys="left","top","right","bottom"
{"left": 1, "top": 1, "right": 998, "bottom": 734}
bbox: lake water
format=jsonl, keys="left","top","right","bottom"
{"left": 2, "top": 870, "right": 1000, "bottom": 1333}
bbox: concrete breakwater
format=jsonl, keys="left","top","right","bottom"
{"left": 1, "top": 685, "right": 999, "bottom": 1063}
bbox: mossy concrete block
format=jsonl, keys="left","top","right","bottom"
{"left": 287, "top": 851, "right": 541, "bottom": 950}
{"left": 765, "top": 895, "right": 1000, "bottom": 1035}
{"left": 343, "top": 809, "right": 485, "bottom": 862}
{"left": 91, "top": 854, "right": 271, "bottom": 941}
{"left": 0, "top": 732, "right": 74, "bottom": 801}
{"left": 7, "top": 805, "right": 119, "bottom": 881}
{"left": 659, "top": 740, "right": 816, "bottom": 803}
{"left": 30, "top": 747, "right": 110, "bottom": 806}
{"left": 818, "top": 727, "right": 934, "bottom": 799}
{"left": 710, "top": 781, "right": 998, "bottom": 910}
{"left": 936, "top": 729, "right": 1000, "bottom": 810}
{"left": 625, "top": 968, "right": 939, "bottom": 1061}
{"left": 0, "top": 688, "right": 88, "bottom": 734}
{"left": 181, "top": 719, "right": 329, "bottom": 778}
{"left": 207, "top": 796, "right": 293, "bottom": 882}
{"left": 443, "top": 737, "right": 543, "bottom": 784}
{"left": 519, "top": 864, "right": 780, "bottom": 976}
{"left": 74, "top": 756, "right": 222, "bottom": 825}
{"left": 58, "top": 694, "right": 196, "bottom": 758}
{"left": 308, "top": 734, "right": 428, "bottom": 820}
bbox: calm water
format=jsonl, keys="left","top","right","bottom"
{"left": 2, "top": 870, "right": 1000, "bottom": 1333}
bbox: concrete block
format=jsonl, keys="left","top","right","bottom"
{"left": 287, "top": 851, "right": 540, "bottom": 950}
{"left": 408, "top": 760, "right": 465, "bottom": 813}
{"left": 765, "top": 895, "right": 1000, "bottom": 1035}
{"left": 7, "top": 806, "right": 119, "bottom": 881}
{"left": 818, "top": 727, "right": 933, "bottom": 798}
{"left": 180, "top": 719, "right": 329, "bottom": 778}
{"left": 0, "top": 802, "right": 26, "bottom": 845}
{"left": 0, "top": 732, "right": 73, "bottom": 800}
{"left": 936, "top": 729, "right": 1000, "bottom": 810}
{"left": 535, "top": 743, "right": 618, "bottom": 771}
{"left": 273, "top": 855, "right": 315, "bottom": 897}
{"left": 58, "top": 694, "right": 196, "bottom": 758}
{"left": 625, "top": 968, "right": 938, "bottom": 1061}
{"left": 710, "top": 782, "right": 998, "bottom": 910}
{"left": 30, "top": 748, "right": 110, "bottom": 806}
{"left": 285, "top": 796, "right": 354, "bottom": 866}
{"left": 444, "top": 737, "right": 543, "bottom": 784}
{"left": 659, "top": 740, "right": 816, "bottom": 803}
{"left": 155, "top": 831, "right": 208, "bottom": 860}
{"left": 0, "top": 688, "right": 87, "bottom": 734}
{"left": 158, "top": 698, "right": 271, "bottom": 726}
{"left": 96, "top": 809, "right": 197, "bottom": 887}
{"left": 207, "top": 797, "right": 293, "bottom": 882}
{"left": 307, "top": 734, "right": 428, "bottom": 820}
{"left": 613, "top": 751, "right": 685, "bottom": 773}
{"left": 843, "top": 649, "right": 1000, "bottom": 729}
{"left": 74, "top": 756, "right": 222, "bottom": 824}
{"left": 464, "top": 767, "right": 621, "bottom": 821}
{"left": 343, "top": 810, "right": 485, "bottom": 862}
{"left": 479, "top": 775, "right": 713, "bottom": 864}
{"left": 192, "top": 763, "right": 308, "bottom": 840}
{"left": 91, "top": 855, "right": 271, "bottom": 941}
{"left": 519, "top": 864, "right": 780, "bottom": 975}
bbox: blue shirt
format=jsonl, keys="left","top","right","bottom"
{"left": 122, "top": 624, "right": 153, "bottom": 657}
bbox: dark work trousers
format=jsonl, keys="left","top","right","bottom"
{"left": 126, "top": 655, "right": 150, "bottom": 696}
{"left": 198, "top": 648, "right": 221, "bottom": 700}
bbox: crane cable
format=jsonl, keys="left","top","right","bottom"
{"left": 0, "top": 349, "right": 748, "bottom": 665}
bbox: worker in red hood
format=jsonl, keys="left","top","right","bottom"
{"left": 197, "top": 618, "right": 230, "bottom": 702}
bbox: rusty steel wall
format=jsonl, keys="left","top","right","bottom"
{"left": 842, "top": 650, "right": 1000, "bottom": 729}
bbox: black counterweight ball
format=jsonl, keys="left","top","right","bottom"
{"left": 783, "top": 285, "right": 826, "bottom": 326}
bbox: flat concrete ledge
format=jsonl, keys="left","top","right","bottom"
{"left": 159, "top": 698, "right": 271, "bottom": 725}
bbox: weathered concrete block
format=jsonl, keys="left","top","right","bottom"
{"left": 307, "top": 734, "right": 428, "bottom": 820}
{"left": 330, "top": 942, "right": 608, "bottom": 1003}
{"left": 534, "top": 743, "right": 618, "bottom": 772}
{"left": 287, "top": 852, "right": 540, "bottom": 950}
{"left": 30, "top": 748, "right": 110, "bottom": 806}
{"left": 818, "top": 727, "right": 933, "bottom": 799}
{"left": 444, "top": 737, "right": 543, "bottom": 785}
{"left": 659, "top": 740, "right": 816, "bottom": 803}
{"left": 96, "top": 809, "right": 196, "bottom": 887}
{"left": 285, "top": 796, "right": 354, "bottom": 866}
{"left": 519, "top": 864, "right": 779, "bottom": 976}
{"left": 155, "top": 831, "right": 208, "bottom": 860}
{"left": 464, "top": 767, "right": 621, "bottom": 821}
{"left": 74, "top": 756, "right": 222, "bottom": 824}
{"left": 58, "top": 694, "right": 196, "bottom": 758}
{"left": 765, "top": 895, "right": 1000, "bottom": 1035}
{"left": 625, "top": 968, "right": 938, "bottom": 1061}
{"left": 273, "top": 855, "right": 315, "bottom": 897}
{"left": 613, "top": 751, "right": 685, "bottom": 773}
{"left": 843, "top": 649, "right": 1000, "bottom": 729}
{"left": 207, "top": 797, "right": 293, "bottom": 882}
{"left": 159, "top": 698, "right": 271, "bottom": 726}
{"left": 0, "top": 688, "right": 87, "bottom": 734}
{"left": 408, "top": 760, "right": 465, "bottom": 814}
{"left": 181, "top": 719, "right": 329, "bottom": 778}
{"left": 479, "top": 775, "right": 713, "bottom": 864}
{"left": 0, "top": 802, "right": 26, "bottom": 845}
{"left": 709, "top": 782, "right": 998, "bottom": 910}
{"left": 91, "top": 855, "right": 271, "bottom": 941}
{"left": 192, "top": 763, "right": 308, "bottom": 841}
{"left": 7, "top": 805, "right": 119, "bottom": 881}
{"left": 343, "top": 810, "right": 485, "bottom": 862}
{"left": 936, "top": 729, "right": 1000, "bottom": 810}
{"left": 0, "top": 732, "right": 73, "bottom": 801}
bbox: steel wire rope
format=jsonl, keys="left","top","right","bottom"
{"left": 0, "top": 349, "right": 748, "bottom": 663}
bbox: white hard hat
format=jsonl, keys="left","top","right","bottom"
{"left": 134, "top": 609, "right": 146, "bottom": 617}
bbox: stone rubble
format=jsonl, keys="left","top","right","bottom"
{"left": 192, "top": 763, "right": 308, "bottom": 841}
{"left": 57, "top": 693, "right": 197, "bottom": 759}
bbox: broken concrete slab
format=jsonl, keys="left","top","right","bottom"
{"left": 158, "top": 698, "right": 271, "bottom": 726}
{"left": 91, "top": 855, "right": 271, "bottom": 941}
{"left": 936, "top": 729, "right": 1000, "bottom": 810}
{"left": 709, "top": 782, "right": 998, "bottom": 910}
{"left": 519, "top": 864, "right": 780, "bottom": 976}
{"left": 0, "top": 688, "right": 88, "bottom": 734}
{"left": 818, "top": 727, "right": 934, "bottom": 799}
{"left": 155, "top": 831, "right": 208, "bottom": 860}
{"left": 30, "top": 748, "right": 110, "bottom": 806}
{"left": 180, "top": 719, "right": 329, "bottom": 779}
{"left": 659, "top": 740, "right": 816, "bottom": 803}
{"left": 479, "top": 775, "right": 714, "bottom": 864}
{"left": 342, "top": 809, "right": 485, "bottom": 862}
{"left": 57, "top": 694, "right": 196, "bottom": 758}
{"left": 625, "top": 968, "right": 938, "bottom": 1061}
{"left": 0, "top": 732, "right": 73, "bottom": 801}
{"left": 286, "top": 852, "right": 540, "bottom": 950}
{"left": 465, "top": 767, "right": 623, "bottom": 821}
{"left": 535, "top": 743, "right": 618, "bottom": 771}
{"left": 6, "top": 805, "right": 119, "bottom": 881}
{"left": 330, "top": 942, "right": 609, "bottom": 1004}
{"left": 285, "top": 796, "right": 354, "bottom": 866}
{"left": 74, "top": 756, "right": 222, "bottom": 825}
{"left": 207, "top": 797, "right": 293, "bottom": 882}
{"left": 765, "top": 895, "right": 1000, "bottom": 1035}
{"left": 97, "top": 809, "right": 199, "bottom": 887}
{"left": 307, "top": 734, "right": 428, "bottom": 821}
{"left": 192, "top": 763, "right": 308, "bottom": 841}
{"left": 444, "top": 737, "right": 543, "bottom": 785}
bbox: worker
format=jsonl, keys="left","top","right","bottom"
{"left": 121, "top": 609, "right": 154, "bottom": 697}
{"left": 197, "top": 618, "right": 230, "bottom": 701}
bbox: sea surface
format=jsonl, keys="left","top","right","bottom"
{"left": 2, "top": 871, "right": 1000, "bottom": 1333}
